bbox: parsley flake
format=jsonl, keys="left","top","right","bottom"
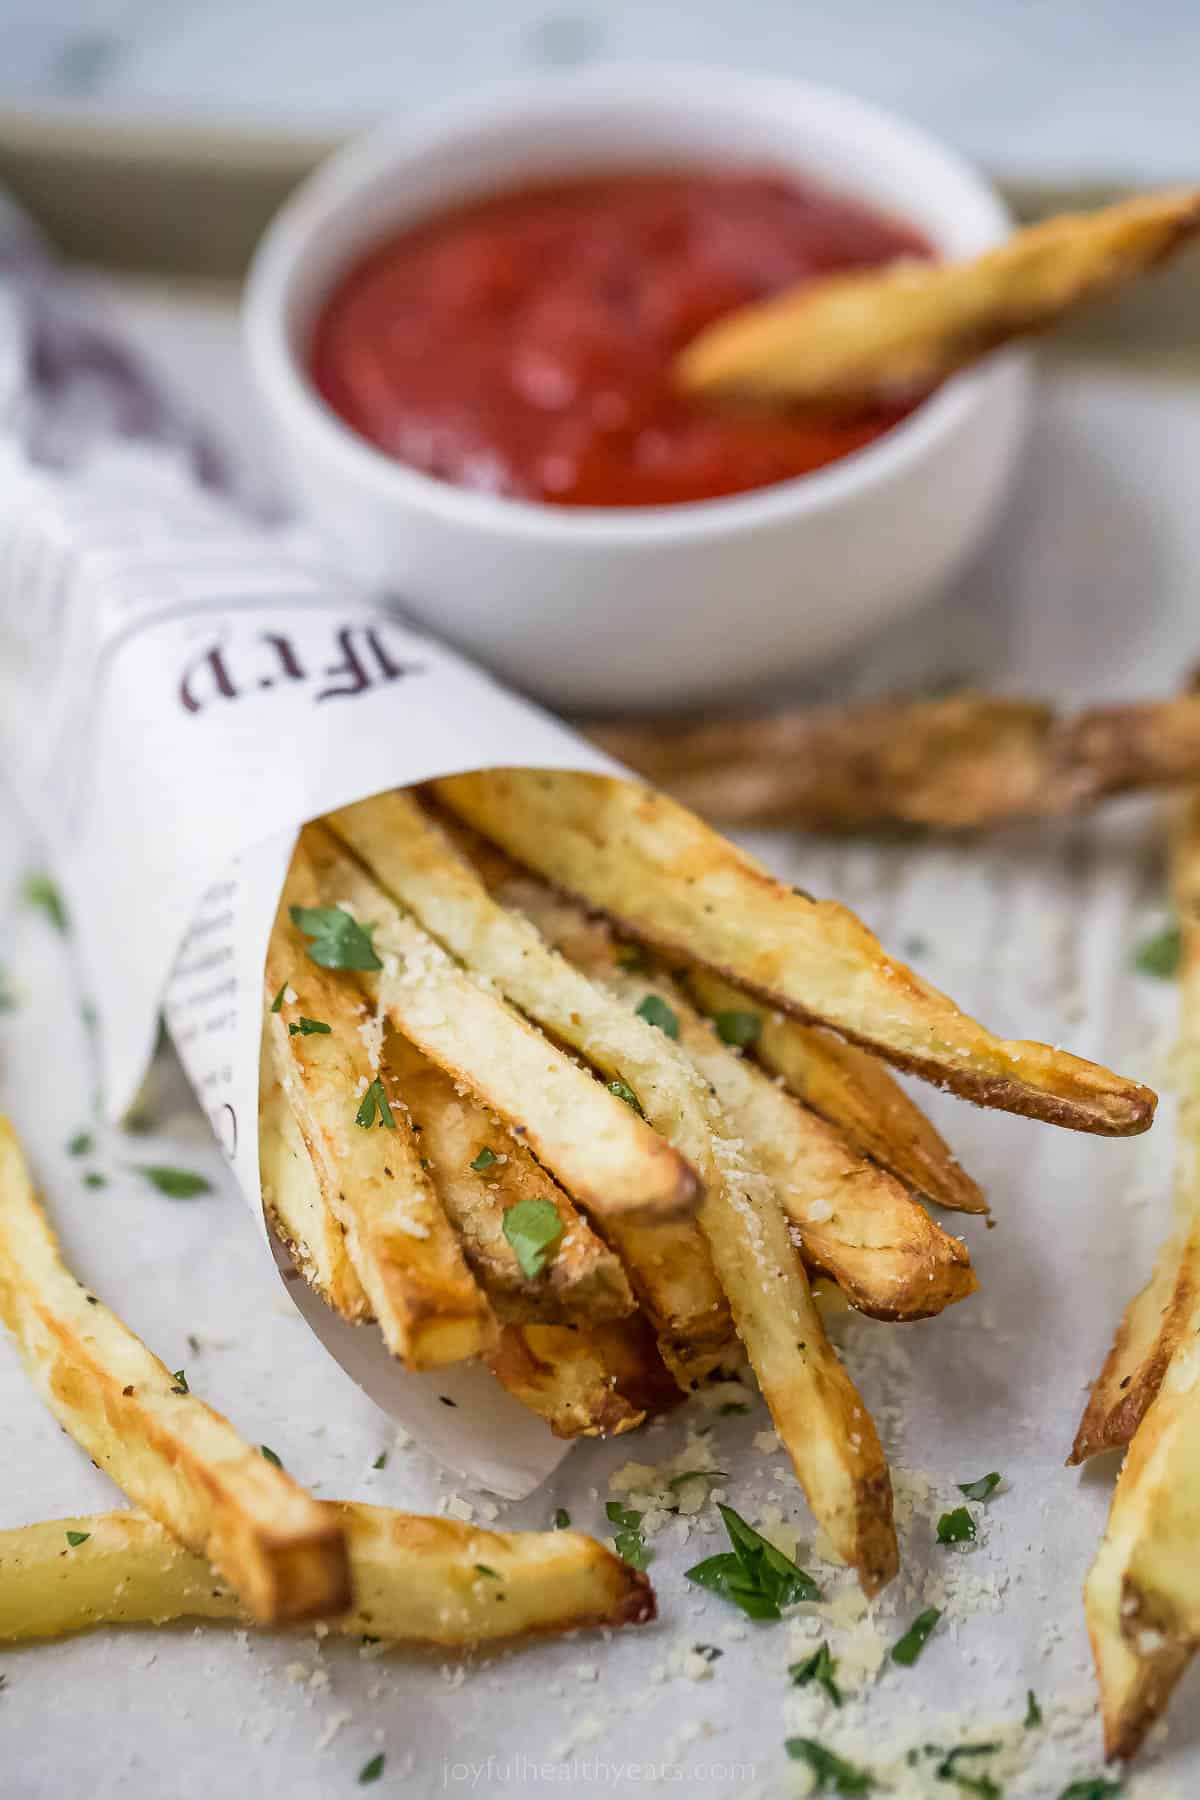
{"left": 470, "top": 1147, "right": 498, "bottom": 1172}
{"left": 355, "top": 1078, "right": 396, "bottom": 1131}
{"left": 685, "top": 1502, "right": 820, "bottom": 1619}
{"left": 474, "top": 1564, "right": 500, "bottom": 1580}
{"left": 270, "top": 984, "right": 287, "bottom": 1013}
{"left": 135, "top": 1165, "right": 212, "bottom": 1199}
{"left": 937, "top": 1507, "right": 977, "bottom": 1545}
{"left": 789, "top": 1641, "right": 842, "bottom": 1706}
{"left": 934, "top": 1743, "right": 1002, "bottom": 1797}
{"left": 554, "top": 1508, "right": 571, "bottom": 1530}
{"left": 83, "top": 1172, "right": 107, "bottom": 1189}
{"left": 784, "top": 1738, "right": 873, "bottom": 1793}
{"left": 891, "top": 1607, "right": 941, "bottom": 1666}
{"left": 615, "top": 943, "right": 647, "bottom": 971}
{"left": 958, "top": 1472, "right": 1002, "bottom": 1502}
{"left": 502, "top": 1197, "right": 564, "bottom": 1278}
{"left": 288, "top": 1017, "right": 331, "bottom": 1037}
{"left": 606, "top": 1078, "right": 644, "bottom": 1116}
{"left": 372, "top": 1451, "right": 388, "bottom": 1471}
{"left": 714, "top": 1010, "right": 761, "bottom": 1050}
{"left": 719, "top": 1400, "right": 751, "bottom": 1416}
{"left": 65, "top": 1530, "right": 90, "bottom": 1547}
{"left": 23, "top": 873, "right": 67, "bottom": 933}
{"left": 1025, "top": 1689, "right": 1043, "bottom": 1729}
{"left": 358, "top": 1753, "right": 385, "bottom": 1785}
{"left": 290, "top": 905, "right": 382, "bottom": 972}
{"left": 260, "top": 1445, "right": 282, "bottom": 1468}
{"left": 1134, "top": 924, "right": 1181, "bottom": 979}
{"left": 1057, "top": 1783, "right": 1123, "bottom": 1800}
{"left": 635, "top": 993, "right": 680, "bottom": 1039}
{"left": 170, "top": 1369, "right": 189, "bottom": 1394}
{"left": 606, "top": 1500, "right": 651, "bottom": 1570}
{"left": 667, "top": 1469, "right": 728, "bottom": 1494}
{"left": 67, "top": 1131, "right": 93, "bottom": 1158}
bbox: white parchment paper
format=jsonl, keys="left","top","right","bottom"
{"left": 2, "top": 275, "right": 1199, "bottom": 1799}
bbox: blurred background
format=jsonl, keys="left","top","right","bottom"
{"left": 1, "top": 0, "right": 1196, "bottom": 184}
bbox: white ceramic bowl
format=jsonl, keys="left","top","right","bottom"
{"left": 245, "top": 68, "right": 1030, "bottom": 710}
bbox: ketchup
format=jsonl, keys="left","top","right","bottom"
{"left": 310, "top": 168, "right": 932, "bottom": 509}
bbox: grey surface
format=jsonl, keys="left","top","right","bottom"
{"left": 0, "top": 0, "right": 1198, "bottom": 184}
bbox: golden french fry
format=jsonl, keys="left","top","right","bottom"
{"left": 0, "top": 1504, "right": 655, "bottom": 1645}
{"left": 466, "top": 868, "right": 897, "bottom": 1589}
{"left": 487, "top": 1319, "right": 676, "bottom": 1439}
{"left": 1071, "top": 1224, "right": 1196, "bottom": 1464}
{"left": 293, "top": 822, "right": 700, "bottom": 1227}
{"left": 683, "top": 967, "right": 985, "bottom": 1214}
{"left": 678, "top": 189, "right": 1200, "bottom": 408}
{"left": 322, "top": 799, "right": 732, "bottom": 1383}
{"left": 434, "top": 770, "right": 1155, "bottom": 1136}
{"left": 268, "top": 864, "right": 495, "bottom": 1370}
{"left": 501, "top": 876, "right": 975, "bottom": 1322}
{"left": 384, "top": 1026, "right": 634, "bottom": 1325}
{"left": 259, "top": 1032, "right": 371, "bottom": 1320}
{"left": 1083, "top": 793, "right": 1200, "bottom": 1755}
{"left": 588, "top": 692, "right": 1200, "bottom": 832}
{"left": 0, "top": 1118, "right": 349, "bottom": 1625}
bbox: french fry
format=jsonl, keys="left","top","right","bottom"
{"left": 1084, "top": 794, "right": 1200, "bottom": 1754}
{"left": 447, "top": 863, "right": 898, "bottom": 1588}
{"left": 319, "top": 803, "right": 732, "bottom": 1383}
{"left": 434, "top": 770, "right": 1155, "bottom": 1136}
{"left": 499, "top": 874, "right": 975, "bottom": 1321}
{"left": 487, "top": 1320, "right": 677, "bottom": 1439}
{"left": 0, "top": 1118, "right": 349, "bottom": 1625}
{"left": 683, "top": 966, "right": 985, "bottom": 1214}
{"left": 587, "top": 691, "right": 1200, "bottom": 833}
{"left": 0, "top": 1504, "right": 655, "bottom": 1645}
{"left": 268, "top": 870, "right": 496, "bottom": 1369}
{"left": 677, "top": 188, "right": 1200, "bottom": 408}
{"left": 1070, "top": 1223, "right": 1196, "bottom": 1464}
{"left": 292, "top": 822, "right": 700, "bottom": 1227}
{"left": 259, "top": 1032, "right": 371, "bottom": 1320}
{"left": 384, "top": 1026, "right": 634, "bottom": 1325}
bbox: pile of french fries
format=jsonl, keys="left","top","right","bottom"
{"left": 258, "top": 771, "right": 1150, "bottom": 1598}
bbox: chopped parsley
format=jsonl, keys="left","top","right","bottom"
{"left": 470, "top": 1147, "right": 498, "bottom": 1172}
{"left": 606, "top": 1078, "right": 643, "bottom": 1116}
{"left": 502, "top": 1197, "right": 564, "bottom": 1278}
{"left": 1025, "top": 1689, "right": 1043, "bottom": 1729}
{"left": 288, "top": 1017, "right": 331, "bottom": 1037}
{"left": 260, "top": 1445, "right": 282, "bottom": 1468}
{"left": 135, "top": 1165, "right": 212, "bottom": 1198}
{"left": 554, "top": 1508, "right": 570, "bottom": 1530}
{"left": 719, "top": 1400, "right": 751, "bottom": 1416}
{"left": 635, "top": 993, "right": 680, "bottom": 1039}
{"left": 372, "top": 1451, "right": 388, "bottom": 1471}
{"left": 355, "top": 1078, "right": 396, "bottom": 1131}
{"left": 937, "top": 1507, "right": 977, "bottom": 1545}
{"left": 83, "top": 1172, "right": 107, "bottom": 1189}
{"left": 1056, "top": 1783, "right": 1123, "bottom": 1800}
{"left": 65, "top": 1530, "right": 90, "bottom": 1547}
{"left": 67, "top": 1131, "right": 93, "bottom": 1158}
{"left": 289, "top": 904, "right": 382, "bottom": 972}
{"left": 615, "top": 943, "right": 647, "bottom": 971}
{"left": 891, "top": 1607, "right": 941, "bottom": 1666}
{"left": 685, "top": 1502, "right": 820, "bottom": 1619}
{"left": 358, "top": 1753, "right": 385, "bottom": 1785}
{"left": 474, "top": 1564, "right": 500, "bottom": 1580}
{"left": 1134, "top": 923, "right": 1181, "bottom": 979}
{"left": 667, "top": 1469, "right": 728, "bottom": 1495}
{"left": 270, "top": 983, "right": 287, "bottom": 1013}
{"left": 714, "top": 1010, "right": 761, "bottom": 1050}
{"left": 606, "top": 1500, "right": 650, "bottom": 1570}
{"left": 170, "top": 1369, "right": 189, "bottom": 1394}
{"left": 958, "top": 1472, "right": 1002, "bottom": 1502}
{"left": 789, "top": 1641, "right": 842, "bottom": 1706}
{"left": 933, "top": 1743, "right": 1002, "bottom": 1797}
{"left": 784, "top": 1738, "right": 873, "bottom": 1793}
{"left": 23, "top": 873, "right": 67, "bottom": 933}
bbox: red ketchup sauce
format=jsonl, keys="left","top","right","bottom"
{"left": 310, "top": 168, "right": 932, "bottom": 509}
